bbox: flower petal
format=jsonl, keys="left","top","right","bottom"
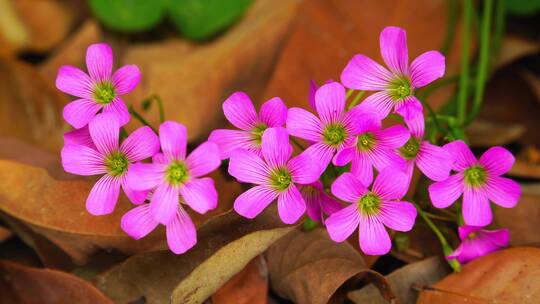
{"left": 395, "top": 96, "right": 423, "bottom": 120}
{"left": 126, "top": 163, "right": 166, "bottom": 191}
{"left": 340, "top": 54, "right": 393, "bottom": 90}
{"left": 259, "top": 97, "right": 287, "bottom": 127}
{"left": 102, "top": 96, "right": 130, "bottom": 126}
{"left": 121, "top": 177, "right": 149, "bottom": 205}
{"left": 344, "top": 106, "right": 381, "bottom": 135}
{"left": 277, "top": 185, "right": 306, "bottom": 224}
{"left": 334, "top": 146, "right": 355, "bottom": 166}
{"left": 261, "top": 127, "right": 292, "bottom": 168}
{"left": 121, "top": 204, "right": 158, "bottom": 240}
{"left": 325, "top": 204, "right": 361, "bottom": 242}
{"left": 166, "top": 207, "right": 197, "bottom": 254}
{"left": 485, "top": 176, "right": 520, "bottom": 208}
{"left": 208, "top": 129, "right": 256, "bottom": 160}
{"left": 86, "top": 175, "right": 121, "bottom": 215}
{"left": 458, "top": 225, "right": 481, "bottom": 241}
{"left": 64, "top": 126, "right": 95, "bottom": 148}
{"left": 120, "top": 126, "right": 160, "bottom": 162}
{"left": 368, "top": 145, "right": 406, "bottom": 172}
{"left": 308, "top": 80, "right": 318, "bottom": 110}
{"left": 379, "top": 200, "right": 417, "bottom": 231}
{"left": 159, "top": 121, "right": 187, "bottom": 161}
{"left": 359, "top": 215, "right": 391, "bottom": 255}
{"left": 89, "top": 112, "right": 119, "bottom": 155}
{"left": 410, "top": 50, "right": 445, "bottom": 88}
{"left": 379, "top": 26, "right": 409, "bottom": 75}
{"left": 180, "top": 177, "right": 217, "bottom": 214}
{"left": 372, "top": 168, "right": 409, "bottom": 200}
{"left": 482, "top": 228, "right": 510, "bottom": 248}
{"left": 374, "top": 125, "right": 410, "bottom": 149}
{"left": 150, "top": 183, "right": 179, "bottom": 225}
{"left": 228, "top": 150, "right": 270, "bottom": 184}
{"left": 63, "top": 99, "right": 102, "bottom": 129}
{"left": 56, "top": 65, "right": 93, "bottom": 98}
{"left": 112, "top": 65, "right": 141, "bottom": 94}
{"left": 286, "top": 107, "right": 322, "bottom": 142}
{"left": 186, "top": 142, "right": 221, "bottom": 178}
{"left": 223, "top": 92, "right": 258, "bottom": 130}
{"left": 358, "top": 91, "right": 394, "bottom": 119}
{"left": 61, "top": 145, "right": 106, "bottom": 176}
{"left": 416, "top": 141, "right": 453, "bottom": 181}
{"left": 351, "top": 152, "right": 374, "bottom": 187}
{"left": 290, "top": 143, "right": 330, "bottom": 182}
{"left": 462, "top": 186, "right": 492, "bottom": 226}
{"left": 234, "top": 185, "right": 278, "bottom": 219}
{"left": 404, "top": 113, "right": 425, "bottom": 139}
{"left": 86, "top": 43, "right": 113, "bottom": 82}
{"left": 444, "top": 140, "right": 477, "bottom": 171}
{"left": 331, "top": 172, "right": 369, "bottom": 203}
{"left": 315, "top": 82, "right": 346, "bottom": 124}
{"left": 428, "top": 173, "right": 464, "bottom": 208}
{"left": 479, "top": 146, "right": 515, "bottom": 176}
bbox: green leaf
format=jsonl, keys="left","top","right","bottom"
{"left": 167, "top": 0, "right": 253, "bottom": 41}
{"left": 505, "top": 0, "right": 540, "bottom": 15}
{"left": 89, "top": 0, "right": 166, "bottom": 33}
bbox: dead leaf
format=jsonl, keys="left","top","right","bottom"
{"left": 94, "top": 206, "right": 294, "bottom": 304}
{"left": 417, "top": 247, "right": 540, "bottom": 303}
{"left": 211, "top": 256, "right": 268, "bottom": 304}
{"left": 494, "top": 35, "right": 540, "bottom": 69}
{"left": 0, "top": 259, "right": 112, "bottom": 304}
{"left": 265, "top": 228, "right": 386, "bottom": 304}
{"left": 466, "top": 118, "right": 525, "bottom": 147}
{"left": 348, "top": 256, "right": 450, "bottom": 304}
{"left": 0, "top": 226, "right": 11, "bottom": 243}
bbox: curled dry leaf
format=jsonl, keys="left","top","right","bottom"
{"left": 466, "top": 118, "right": 525, "bottom": 147}
{"left": 95, "top": 206, "right": 293, "bottom": 304}
{"left": 0, "top": 259, "right": 112, "bottom": 304}
{"left": 494, "top": 35, "right": 540, "bottom": 69}
{"left": 266, "top": 228, "right": 388, "bottom": 304}
{"left": 417, "top": 247, "right": 540, "bottom": 303}
{"left": 0, "top": 226, "right": 12, "bottom": 243}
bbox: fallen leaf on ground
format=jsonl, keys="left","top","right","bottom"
{"left": 0, "top": 226, "right": 11, "bottom": 243}
{"left": 494, "top": 35, "right": 540, "bottom": 69}
{"left": 466, "top": 118, "right": 525, "bottom": 147}
{"left": 417, "top": 247, "right": 540, "bottom": 303}
{"left": 0, "top": 259, "right": 112, "bottom": 304}
{"left": 94, "top": 206, "right": 293, "bottom": 304}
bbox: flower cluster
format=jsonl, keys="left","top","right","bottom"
{"left": 58, "top": 27, "right": 521, "bottom": 262}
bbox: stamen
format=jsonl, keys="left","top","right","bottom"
{"left": 358, "top": 192, "right": 381, "bottom": 215}
{"left": 399, "top": 138, "right": 420, "bottom": 159}
{"left": 93, "top": 81, "right": 116, "bottom": 105}
{"left": 270, "top": 167, "right": 292, "bottom": 191}
{"left": 357, "top": 132, "right": 376, "bottom": 151}
{"left": 464, "top": 165, "right": 487, "bottom": 187}
{"left": 166, "top": 161, "right": 189, "bottom": 185}
{"left": 105, "top": 152, "right": 128, "bottom": 176}
{"left": 323, "top": 123, "right": 347, "bottom": 146}
{"left": 388, "top": 77, "right": 413, "bottom": 101}
{"left": 251, "top": 124, "right": 268, "bottom": 146}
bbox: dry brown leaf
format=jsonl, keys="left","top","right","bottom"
{"left": 0, "top": 226, "right": 11, "bottom": 243}
{"left": 211, "top": 256, "right": 268, "bottom": 304}
{"left": 494, "top": 35, "right": 540, "bottom": 69}
{"left": 94, "top": 206, "right": 293, "bottom": 304}
{"left": 266, "top": 228, "right": 387, "bottom": 304}
{"left": 0, "top": 259, "right": 112, "bottom": 304}
{"left": 348, "top": 256, "right": 450, "bottom": 304}
{"left": 466, "top": 118, "right": 525, "bottom": 147}
{"left": 417, "top": 247, "right": 540, "bottom": 303}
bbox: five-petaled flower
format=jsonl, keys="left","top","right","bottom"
{"left": 447, "top": 225, "right": 509, "bottom": 264}
{"left": 341, "top": 26, "right": 445, "bottom": 120}
{"left": 56, "top": 43, "right": 140, "bottom": 128}
{"left": 61, "top": 113, "right": 159, "bottom": 215}
{"left": 326, "top": 169, "right": 417, "bottom": 255}
{"left": 429, "top": 141, "right": 521, "bottom": 226}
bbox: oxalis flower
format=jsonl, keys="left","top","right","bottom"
{"left": 287, "top": 82, "right": 364, "bottom": 174}
{"left": 447, "top": 226, "right": 509, "bottom": 264}
{"left": 429, "top": 141, "right": 521, "bottom": 226}
{"left": 299, "top": 182, "right": 341, "bottom": 223}
{"left": 326, "top": 169, "right": 417, "bottom": 255}
{"left": 399, "top": 114, "right": 452, "bottom": 183}
{"left": 334, "top": 110, "right": 410, "bottom": 186}
{"left": 61, "top": 113, "right": 159, "bottom": 215}
{"left": 208, "top": 92, "right": 287, "bottom": 159}
{"left": 56, "top": 43, "right": 140, "bottom": 128}
{"left": 229, "top": 127, "right": 322, "bottom": 224}
{"left": 341, "top": 26, "right": 445, "bottom": 120}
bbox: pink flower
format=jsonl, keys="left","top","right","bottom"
{"left": 334, "top": 111, "right": 410, "bottom": 186}
{"left": 399, "top": 114, "right": 453, "bottom": 183}
{"left": 429, "top": 141, "right": 521, "bottom": 226}
{"left": 56, "top": 43, "right": 141, "bottom": 128}
{"left": 447, "top": 226, "right": 509, "bottom": 264}
{"left": 208, "top": 92, "right": 287, "bottom": 159}
{"left": 61, "top": 113, "right": 159, "bottom": 215}
{"left": 287, "top": 82, "right": 365, "bottom": 174}
{"left": 299, "top": 182, "right": 342, "bottom": 222}
{"left": 341, "top": 26, "right": 445, "bottom": 120}
{"left": 229, "top": 127, "right": 322, "bottom": 224}
{"left": 326, "top": 169, "right": 417, "bottom": 255}
{"left": 126, "top": 121, "right": 221, "bottom": 229}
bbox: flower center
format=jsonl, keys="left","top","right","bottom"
{"left": 93, "top": 81, "right": 116, "bottom": 105}
{"left": 251, "top": 123, "right": 268, "bottom": 146}
{"left": 105, "top": 152, "right": 129, "bottom": 176}
{"left": 358, "top": 192, "right": 381, "bottom": 215}
{"left": 357, "top": 132, "right": 376, "bottom": 151}
{"left": 464, "top": 165, "right": 487, "bottom": 187}
{"left": 270, "top": 167, "right": 292, "bottom": 191}
{"left": 466, "top": 232, "right": 478, "bottom": 240}
{"left": 399, "top": 138, "right": 420, "bottom": 160}
{"left": 323, "top": 123, "right": 347, "bottom": 146}
{"left": 388, "top": 77, "right": 413, "bottom": 101}
{"left": 166, "top": 161, "right": 189, "bottom": 185}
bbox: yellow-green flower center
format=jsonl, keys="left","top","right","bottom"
{"left": 105, "top": 152, "right": 128, "bottom": 176}
{"left": 388, "top": 77, "right": 413, "bottom": 101}
{"left": 464, "top": 165, "right": 487, "bottom": 187}
{"left": 93, "top": 81, "right": 116, "bottom": 105}
{"left": 399, "top": 138, "right": 420, "bottom": 160}
{"left": 251, "top": 124, "right": 268, "bottom": 146}
{"left": 358, "top": 192, "right": 381, "bottom": 215}
{"left": 270, "top": 167, "right": 292, "bottom": 191}
{"left": 166, "top": 161, "right": 189, "bottom": 185}
{"left": 357, "top": 132, "right": 376, "bottom": 151}
{"left": 323, "top": 123, "right": 347, "bottom": 146}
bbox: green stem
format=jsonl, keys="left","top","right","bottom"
{"left": 291, "top": 137, "right": 305, "bottom": 150}
{"left": 348, "top": 91, "right": 365, "bottom": 109}
{"left": 457, "top": 0, "right": 473, "bottom": 125}
{"left": 418, "top": 75, "right": 459, "bottom": 100}
{"left": 491, "top": 0, "right": 505, "bottom": 58}
{"left": 441, "top": 0, "right": 458, "bottom": 55}
{"left": 413, "top": 202, "right": 461, "bottom": 272}
{"left": 417, "top": 97, "right": 445, "bottom": 137}
{"left": 346, "top": 89, "right": 354, "bottom": 100}
{"left": 142, "top": 94, "right": 165, "bottom": 123}
{"left": 465, "top": 0, "right": 494, "bottom": 126}
{"left": 128, "top": 106, "right": 158, "bottom": 133}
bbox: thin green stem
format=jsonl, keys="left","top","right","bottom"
{"left": 142, "top": 95, "right": 165, "bottom": 123}
{"left": 492, "top": 0, "right": 506, "bottom": 58}
{"left": 465, "top": 0, "right": 494, "bottom": 126}
{"left": 418, "top": 75, "right": 459, "bottom": 100}
{"left": 128, "top": 106, "right": 158, "bottom": 133}
{"left": 417, "top": 97, "right": 444, "bottom": 136}
{"left": 457, "top": 0, "right": 473, "bottom": 125}
{"left": 291, "top": 137, "right": 305, "bottom": 150}
{"left": 346, "top": 89, "right": 354, "bottom": 100}
{"left": 348, "top": 91, "right": 365, "bottom": 109}
{"left": 441, "top": 0, "right": 458, "bottom": 55}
